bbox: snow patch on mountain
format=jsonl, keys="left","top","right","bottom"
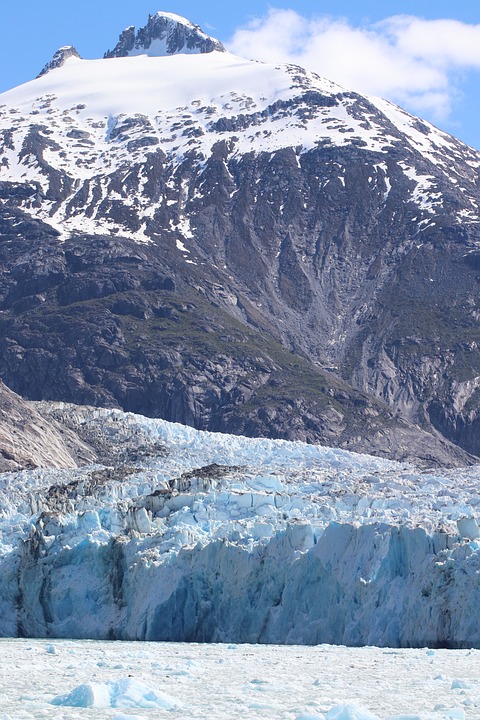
{"left": 371, "top": 96, "right": 480, "bottom": 218}
{"left": 1, "top": 44, "right": 480, "bottom": 243}
{"left": 399, "top": 163, "right": 443, "bottom": 214}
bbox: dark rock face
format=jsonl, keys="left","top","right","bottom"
{"left": 37, "top": 46, "right": 82, "bottom": 78}
{"left": 0, "top": 203, "right": 474, "bottom": 468}
{"left": 1, "top": 30, "right": 480, "bottom": 466}
{"left": 104, "top": 13, "right": 225, "bottom": 58}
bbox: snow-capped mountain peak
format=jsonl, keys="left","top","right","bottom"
{"left": 104, "top": 11, "right": 225, "bottom": 59}
{"left": 37, "top": 45, "right": 82, "bottom": 78}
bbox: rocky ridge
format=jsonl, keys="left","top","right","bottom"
{"left": 37, "top": 46, "right": 82, "bottom": 78}
{"left": 0, "top": 381, "right": 94, "bottom": 471}
{"left": 104, "top": 12, "right": 226, "bottom": 58}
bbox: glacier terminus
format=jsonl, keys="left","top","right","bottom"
{"left": 0, "top": 402, "right": 479, "bottom": 649}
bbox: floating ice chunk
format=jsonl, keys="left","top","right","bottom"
{"left": 51, "top": 682, "right": 111, "bottom": 707}
{"left": 126, "top": 650, "right": 149, "bottom": 659}
{"left": 113, "top": 715, "right": 143, "bottom": 720}
{"left": 326, "top": 705, "right": 380, "bottom": 720}
{"left": 111, "top": 678, "right": 180, "bottom": 709}
{"left": 445, "top": 710, "right": 466, "bottom": 720}
{"left": 51, "top": 678, "right": 180, "bottom": 709}
{"left": 296, "top": 714, "right": 324, "bottom": 720}
{"left": 46, "top": 643, "right": 57, "bottom": 654}
{"left": 451, "top": 679, "right": 471, "bottom": 689}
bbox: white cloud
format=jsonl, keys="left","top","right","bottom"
{"left": 227, "top": 9, "right": 480, "bottom": 120}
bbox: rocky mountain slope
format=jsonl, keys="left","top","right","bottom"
{"left": 0, "top": 381, "right": 94, "bottom": 471}
{"left": 0, "top": 12, "right": 479, "bottom": 466}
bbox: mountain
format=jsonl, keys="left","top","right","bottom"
{"left": 1, "top": 402, "right": 479, "bottom": 647}
{"left": 0, "top": 12, "right": 479, "bottom": 466}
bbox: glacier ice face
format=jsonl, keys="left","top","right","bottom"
{"left": 1, "top": 405, "right": 480, "bottom": 647}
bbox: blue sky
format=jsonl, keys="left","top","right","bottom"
{"left": 1, "top": 1, "right": 480, "bottom": 148}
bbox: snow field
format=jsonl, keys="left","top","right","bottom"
{"left": 1, "top": 48, "right": 479, "bottom": 246}
{"left": 0, "top": 639, "right": 479, "bottom": 719}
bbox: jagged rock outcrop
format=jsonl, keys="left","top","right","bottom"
{"left": 37, "top": 46, "right": 82, "bottom": 78}
{"left": 104, "top": 13, "right": 225, "bottom": 58}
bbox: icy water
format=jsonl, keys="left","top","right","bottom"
{"left": 1, "top": 639, "right": 479, "bottom": 719}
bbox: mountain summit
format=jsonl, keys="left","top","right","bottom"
{"left": 37, "top": 45, "right": 82, "bottom": 78}
{"left": 104, "top": 12, "right": 226, "bottom": 58}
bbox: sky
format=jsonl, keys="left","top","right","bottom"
{"left": 1, "top": 1, "right": 480, "bottom": 148}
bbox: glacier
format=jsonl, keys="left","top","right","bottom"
{"left": 1, "top": 403, "right": 480, "bottom": 647}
